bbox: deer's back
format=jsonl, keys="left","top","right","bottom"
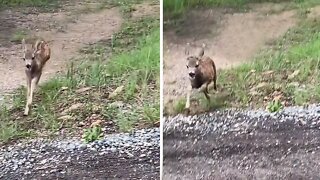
{"left": 199, "top": 56, "right": 216, "bottom": 81}
{"left": 36, "top": 40, "right": 51, "bottom": 64}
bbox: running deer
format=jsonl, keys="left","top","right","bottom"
{"left": 185, "top": 44, "right": 217, "bottom": 111}
{"left": 22, "top": 38, "right": 51, "bottom": 116}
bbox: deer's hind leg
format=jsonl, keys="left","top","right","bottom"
{"left": 203, "top": 83, "right": 211, "bottom": 101}
{"left": 207, "top": 77, "right": 217, "bottom": 92}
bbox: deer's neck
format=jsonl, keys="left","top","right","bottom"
{"left": 190, "top": 73, "right": 204, "bottom": 89}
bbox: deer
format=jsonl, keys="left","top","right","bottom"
{"left": 21, "top": 38, "right": 51, "bottom": 116}
{"left": 185, "top": 44, "right": 217, "bottom": 112}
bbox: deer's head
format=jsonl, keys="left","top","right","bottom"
{"left": 22, "top": 39, "right": 41, "bottom": 70}
{"left": 185, "top": 44, "right": 205, "bottom": 80}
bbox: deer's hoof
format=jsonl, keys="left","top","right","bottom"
{"left": 23, "top": 110, "right": 29, "bottom": 116}
{"left": 184, "top": 107, "right": 190, "bottom": 115}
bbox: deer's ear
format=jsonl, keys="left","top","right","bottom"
{"left": 185, "top": 48, "right": 190, "bottom": 56}
{"left": 198, "top": 48, "right": 204, "bottom": 58}
{"left": 185, "top": 42, "right": 191, "bottom": 55}
{"left": 34, "top": 40, "right": 43, "bottom": 54}
{"left": 198, "top": 43, "right": 206, "bottom": 58}
{"left": 21, "top": 39, "right": 26, "bottom": 52}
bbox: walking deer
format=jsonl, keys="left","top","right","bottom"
{"left": 185, "top": 44, "right": 217, "bottom": 111}
{"left": 22, "top": 38, "right": 51, "bottom": 116}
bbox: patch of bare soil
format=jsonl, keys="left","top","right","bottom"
{"left": 163, "top": 4, "right": 297, "bottom": 106}
{"left": 131, "top": 1, "right": 159, "bottom": 18}
{"left": 0, "top": 4, "right": 122, "bottom": 93}
{"left": 308, "top": 5, "right": 320, "bottom": 18}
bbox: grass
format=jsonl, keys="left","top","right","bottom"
{"left": 164, "top": 0, "right": 320, "bottom": 19}
{"left": 0, "top": 1, "right": 159, "bottom": 144}
{"left": 82, "top": 126, "right": 103, "bottom": 143}
{"left": 10, "top": 29, "right": 28, "bottom": 43}
{"left": 0, "top": 0, "right": 59, "bottom": 8}
{"left": 171, "top": 18, "right": 320, "bottom": 115}
{"left": 267, "top": 99, "right": 283, "bottom": 112}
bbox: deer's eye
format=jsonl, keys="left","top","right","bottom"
{"left": 195, "top": 64, "right": 199, "bottom": 68}
{"left": 22, "top": 58, "right": 25, "bottom": 61}
{"left": 186, "top": 65, "right": 189, "bottom": 68}
{"left": 31, "top": 56, "right": 35, "bottom": 60}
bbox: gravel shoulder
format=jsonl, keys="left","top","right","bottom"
{"left": 0, "top": 128, "right": 160, "bottom": 179}
{"left": 163, "top": 105, "right": 320, "bottom": 179}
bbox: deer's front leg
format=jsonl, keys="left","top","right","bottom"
{"left": 24, "top": 74, "right": 40, "bottom": 116}
{"left": 185, "top": 85, "right": 193, "bottom": 110}
{"left": 28, "top": 75, "right": 39, "bottom": 105}
{"left": 24, "top": 76, "right": 31, "bottom": 116}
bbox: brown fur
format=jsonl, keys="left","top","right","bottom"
{"left": 22, "top": 38, "right": 51, "bottom": 116}
{"left": 185, "top": 45, "right": 217, "bottom": 110}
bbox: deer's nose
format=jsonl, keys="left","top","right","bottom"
{"left": 189, "top": 72, "right": 195, "bottom": 78}
{"left": 26, "top": 64, "right": 31, "bottom": 69}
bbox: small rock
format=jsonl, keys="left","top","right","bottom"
{"left": 61, "top": 103, "right": 84, "bottom": 115}
{"left": 288, "top": 70, "right": 300, "bottom": 80}
{"left": 110, "top": 101, "right": 124, "bottom": 108}
{"left": 58, "top": 115, "right": 74, "bottom": 121}
{"left": 108, "top": 86, "right": 124, "bottom": 99}
{"left": 139, "top": 154, "right": 146, "bottom": 158}
{"left": 90, "top": 120, "right": 103, "bottom": 127}
{"left": 76, "top": 87, "right": 92, "bottom": 93}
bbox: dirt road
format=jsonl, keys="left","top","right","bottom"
{"left": 163, "top": 105, "right": 320, "bottom": 179}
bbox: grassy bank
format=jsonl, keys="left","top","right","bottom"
{"left": 218, "top": 18, "right": 320, "bottom": 107}
{"left": 0, "top": 3, "right": 160, "bottom": 144}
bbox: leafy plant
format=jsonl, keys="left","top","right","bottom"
{"left": 266, "top": 99, "right": 283, "bottom": 113}
{"left": 82, "top": 126, "right": 103, "bottom": 143}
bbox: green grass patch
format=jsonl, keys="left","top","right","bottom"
{"left": 10, "top": 29, "right": 28, "bottom": 43}
{"left": 0, "top": 0, "right": 59, "bottom": 8}
{"left": 267, "top": 99, "right": 283, "bottom": 112}
{"left": 82, "top": 126, "right": 103, "bottom": 143}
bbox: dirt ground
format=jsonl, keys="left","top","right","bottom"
{"left": 163, "top": 3, "right": 299, "bottom": 105}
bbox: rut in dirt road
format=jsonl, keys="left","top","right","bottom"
{"left": 163, "top": 105, "right": 320, "bottom": 179}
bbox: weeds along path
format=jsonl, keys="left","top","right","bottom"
{"left": 163, "top": 4, "right": 297, "bottom": 105}
{"left": 0, "top": 3, "right": 122, "bottom": 94}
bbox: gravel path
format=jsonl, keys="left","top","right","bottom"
{"left": 0, "top": 128, "right": 160, "bottom": 180}
{"left": 163, "top": 104, "right": 320, "bottom": 179}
